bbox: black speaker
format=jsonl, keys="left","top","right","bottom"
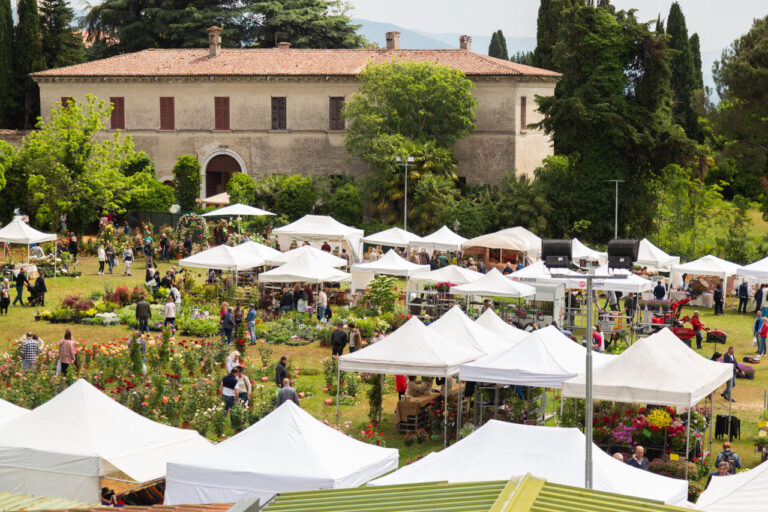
{"left": 607, "top": 239, "right": 639, "bottom": 270}
{"left": 541, "top": 239, "right": 572, "bottom": 269}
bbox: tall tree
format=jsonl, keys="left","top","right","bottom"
{"left": 496, "top": 30, "right": 509, "bottom": 60}
{"left": 689, "top": 32, "right": 704, "bottom": 90}
{"left": 0, "top": 0, "right": 13, "bottom": 127}
{"left": 488, "top": 31, "right": 501, "bottom": 59}
{"left": 510, "top": 50, "right": 534, "bottom": 65}
{"left": 533, "top": 0, "right": 580, "bottom": 70}
{"left": 654, "top": 14, "right": 664, "bottom": 34}
{"left": 40, "top": 0, "right": 85, "bottom": 69}
{"left": 666, "top": 2, "right": 698, "bottom": 139}
{"left": 13, "top": 0, "right": 46, "bottom": 128}
{"left": 251, "top": 0, "right": 366, "bottom": 48}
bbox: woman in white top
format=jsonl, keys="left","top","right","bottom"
{"left": 97, "top": 245, "right": 106, "bottom": 275}
{"left": 236, "top": 369, "right": 252, "bottom": 406}
{"left": 226, "top": 350, "right": 240, "bottom": 373}
{"left": 162, "top": 295, "right": 176, "bottom": 329}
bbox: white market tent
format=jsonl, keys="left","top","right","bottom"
{"left": 361, "top": 227, "right": 422, "bottom": 248}
{"left": 670, "top": 254, "right": 739, "bottom": 289}
{"left": 0, "top": 217, "right": 57, "bottom": 263}
{"left": 451, "top": 268, "right": 536, "bottom": 298}
{"left": 429, "top": 305, "right": 513, "bottom": 356}
{"left": 201, "top": 203, "right": 274, "bottom": 218}
{"left": 562, "top": 328, "right": 733, "bottom": 407}
{"left": 737, "top": 256, "right": 768, "bottom": 280}
{"left": 179, "top": 244, "right": 265, "bottom": 272}
{"left": 369, "top": 420, "right": 688, "bottom": 505}
{"left": 508, "top": 261, "right": 652, "bottom": 293}
{"left": 508, "top": 260, "right": 580, "bottom": 285}
{"left": 269, "top": 244, "right": 347, "bottom": 268}
{"left": 0, "top": 379, "right": 210, "bottom": 504}
{"left": 571, "top": 238, "right": 607, "bottom": 266}
{"left": 258, "top": 251, "right": 351, "bottom": 284}
{"left": 350, "top": 249, "right": 430, "bottom": 276}
{"left": 474, "top": 309, "right": 528, "bottom": 342}
{"left": 165, "top": 402, "right": 398, "bottom": 506}
{"left": 634, "top": 238, "right": 681, "bottom": 272}
{"left": 0, "top": 399, "right": 28, "bottom": 425}
{"left": 408, "top": 265, "right": 484, "bottom": 288}
{"left": 462, "top": 227, "right": 542, "bottom": 257}
{"left": 272, "top": 215, "right": 364, "bottom": 262}
{"left": 696, "top": 459, "right": 768, "bottom": 512}
{"left": 589, "top": 266, "right": 654, "bottom": 293}
{"left": 459, "top": 326, "right": 615, "bottom": 388}
{"left": 409, "top": 225, "right": 467, "bottom": 252}
{"left": 236, "top": 240, "right": 284, "bottom": 267}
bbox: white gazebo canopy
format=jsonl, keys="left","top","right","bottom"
{"left": 429, "top": 306, "right": 513, "bottom": 356}
{"left": 196, "top": 191, "right": 230, "bottom": 206}
{"left": 409, "top": 225, "right": 467, "bottom": 252}
{"left": 236, "top": 240, "right": 284, "bottom": 266}
{"left": 202, "top": 203, "right": 274, "bottom": 217}
{"left": 272, "top": 215, "right": 364, "bottom": 261}
{"left": 258, "top": 251, "right": 350, "bottom": 284}
{"left": 270, "top": 244, "right": 347, "bottom": 268}
{"left": 737, "top": 256, "right": 768, "bottom": 280}
{"left": 571, "top": 238, "right": 607, "bottom": 266}
{"left": 0, "top": 379, "right": 210, "bottom": 504}
{"left": 0, "top": 399, "right": 28, "bottom": 425}
{"left": 0, "top": 217, "right": 57, "bottom": 263}
{"left": 670, "top": 254, "right": 739, "bottom": 289}
{"left": 508, "top": 260, "right": 580, "bottom": 285}
{"left": 339, "top": 316, "right": 481, "bottom": 377}
{"left": 179, "top": 244, "right": 265, "bottom": 272}
{"left": 634, "top": 238, "right": 681, "bottom": 272}
{"left": 361, "top": 227, "right": 422, "bottom": 248}
{"left": 350, "top": 249, "right": 430, "bottom": 276}
{"left": 588, "top": 266, "right": 654, "bottom": 293}
{"left": 462, "top": 227, "right": 541, "bottom": 256}
{"left": 408, "top": 265, "right": 484, "bottom": 288}
{"left": 697, "top": 459, "right": 768, "bottom": 512}
{"left": 563, "top": 328, "right": 733, "bottom": 407}
{"left": 460, "top": 326, "right": 615, "bottom": 388}
{"left": 474, "top": 309, "right": 528, "bottom": 342}
{"left": 165, "top": 402, "right": 398, "bottom": 506}
{"left": 369, "top": 420, "right": 688, "bottom": 505}
{"left": 508, "top": 261, "right": 652, "bottom": 293}
{"left": 451, "top": 268, "right": 536, "bottom": 298}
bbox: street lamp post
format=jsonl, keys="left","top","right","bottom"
{"left": 608, "top": 180, "right": 624, "bottom": 239}
{"left": 395, "top": 156, "right": 415, "bottom": 231}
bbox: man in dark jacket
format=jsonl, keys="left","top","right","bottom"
{"left": 275, "top": 355, "right": 289, "bottom": 387}
{"left": 738, "top": 280, "right": 749, "bottom": 314}
{"left": 279, "top": 287, "right": 293, "bottom": 314}
{"left": 33, "top": 274, "right": 47, "bottom": 306}
{"left": 756, "top": 284, "right": 764, "bottom": 314}
{"left": 330, "top": 322, "right": 348, "bottom": 356}
{"left": 183, "top": 236, "right": 193, "bottom": 256}
{"left": 653, "top": 280, "right": 666, "bottom": 300}
{"left": 713, "top": 282, "right": 724, "bottom": 316}
{"left": 135, "top": 299, "right": 151, "bottom": 334}
{"left": 159, "top": 233, "right": 170, "bottom": 263}
{"left": 721, "top": 346, "right": 742, "bottom": 402}
{"left": 221, "top": 308, "right": 235, "bottom": 344}
{"left": 626, "top": 445, "right": 649, "bottom": 471}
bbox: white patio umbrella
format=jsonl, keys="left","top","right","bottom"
{"left": 201, "top": 203, "right": 274, "bottom": 218}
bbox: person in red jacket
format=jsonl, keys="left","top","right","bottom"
{"left": 395, "top": 375, "right": 407, "bottom": 400}
{"left": 690, "top": 311, "right": 704, "bottom": 349}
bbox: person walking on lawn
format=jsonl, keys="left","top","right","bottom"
{"left": 690, "top": 311, "right": 705, "bottom": 349}
{"left": 12, "top": 268, "right": 30, "bottom": 306}
{"left": 276, "top": 378, "right": 300, "bottom": 407}
{"left": 123, "top": 246, "right": 134, "bottom": 276}
{"left": 58, "top": 329, "right": 76, "bottom": 376}
{"left": 135, "top": 298, "right": 151, "bottom": 334}
{"left": 275, "top": 355, "right": 289, "bottom": 387}
{"left": 34, "top": 273, "right": 47, "bottom": 306}
{"left": 330, "top": 322, "right": 348, "bottom": 356}
{"left": 97, "top": 244, "right": 106, "bottom": 275}
{"left": 105, "top": 244, "right": 116, "bottom": 274}
{"left": 162, "top": 295, "right": 176, "bottom": 331}
{"left": 721, "top": 346, "right": 743, "bottom": 402}
{"left": 246, "top": 304, "right": 257, "bottom": 344}
{"left": 738, "top": 279, "right": 750, "bottom": 314}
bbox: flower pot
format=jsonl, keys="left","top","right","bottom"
{"left": 260, "top": 376, "right": 269, "bottom": 382}
{"left": 298, "top": 392, "right": 305, "bottom": 399}
{"left": 324, "top": 398, "right": 333, "bottom": 406}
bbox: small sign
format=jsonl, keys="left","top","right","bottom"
{"left": 642, "top": 428, "right": 651, "bottom": 438}
{"left": 758, "top": 430, "right": 767, "bottom": 437}
{"left": 670, "top": 453, "right": 679, "bottom": 461}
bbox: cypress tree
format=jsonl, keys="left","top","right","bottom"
{"left": 689, "top": 33, "right": 703, "bottom": 90}
{"left": 488, "top": 31, "right": 501, "bottom": 59}
{"left": 40, "top": 0, "right": 85, "bottom": 69}
{"left": 0, "top": 0, "right": 13, "bottom": 127}
{"left": 666, "top": 2, "right": 697, "bottom": 138}
{"left": 533, "top": 0, "right": 578, "bottom": 70}
{"left": 14, "top": 0, "right": 46, "bottom": 128}
{"left": 496, "top": 30, "right": 509, "bottom": 60}
{"left": 655, "top": 14, "right": 665, "bottom": 34}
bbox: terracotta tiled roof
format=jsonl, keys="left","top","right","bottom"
{"left": 31, "top": 48, "right": 560, "bottom": 78}
{"left": 37, "top": 504, "right": 232, "bottom": 512}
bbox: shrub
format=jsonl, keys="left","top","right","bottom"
{"left": 276, "top": 175, "right": 316, "bottom": 220}
{"left": 226, "top": 173, "right": 257, "bottom": 205}
{"left": 327, "top": 182, "right": 363, "bottom": 226}
{"left": 172, "top": 155, "right": 202, "bottom": 211}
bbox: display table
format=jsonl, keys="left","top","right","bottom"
{"left": 669, "top": 290, "right": 714, "bottom": 308}
{"left": 395, "top": 393, "right": 435, "bottom": 432}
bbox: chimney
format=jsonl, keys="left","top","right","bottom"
{"left": 459, "top": 35, "right": 472, "bottom": 51}
{"left": 385, "top": 31, "right": 400, "bottom": 50}
{"left": 207, "top": 26, "right": 222, "bottom": 58}
{"left": 277, "top": 42, "right": 291, "bottom": 49}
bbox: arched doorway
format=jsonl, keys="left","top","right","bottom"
{"left": 205, "top": 154, "right": 241, "bottom": 197}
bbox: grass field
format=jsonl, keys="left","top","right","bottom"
{"left": 3, "top": 255, "right": 765, "bottom": 472}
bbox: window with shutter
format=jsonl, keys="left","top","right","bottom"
{"left": 61, "top": 97, "right": 74, "bottom": 107}
{"left": 215, "top": 97, "right": 230, "bottom": 130}
{"left": 110, "top": 97, "right": 125, "bottom": 130}
{"left": 271, "top": 97, "right": 286, "bottom": 130}
{"left": 160, "top": 97, "right": 175, "bottom": 130}
{"left": 329, "top": 97, "right": 345, "bottom": 130}
{"left": 520, "top": 96, "right": 527, "bottom": 130}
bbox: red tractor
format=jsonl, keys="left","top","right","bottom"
{"left": 650, "top": 295, "right": 725, "bottom": 347}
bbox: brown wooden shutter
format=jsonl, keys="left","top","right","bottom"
{"left": 215, "top": 97, "right": 230, "bottom": 130}
{"left": 110, "top": 97, "right": 125, "bottom": 130}
{"left": 329, "top": 97, "right": 344, "bottom": 130}
{"left": 160, "top": 97, "right": 175, "bottom": 130}
{"left": 271, "top": 97, "right": 286, "bottom": 130}
{"left": 520, "top": 96, "right": 527, "bottom": 130}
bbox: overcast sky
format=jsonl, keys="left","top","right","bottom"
{"left": 347, "top": 0, "right": 766, "bottom": 52}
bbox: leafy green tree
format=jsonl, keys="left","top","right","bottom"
{"left": 13, "top": 0, "right": 46, "bottom": 128}
{"left": 441, "top": 190, "right": 496, "bottom": 238}
{"left": 127, "top": 172, "right": 175, "bottom": 211}
{"left": 654, "top": 14, "right": 664, "bottom": 34}
{"left": 666, "top": 2, "right": 698, "bottom": 139}
{"left": 39, "top": 0, "right": 85, "bottom": 69}
{"left": 173, "top": 155, "right": 202, "bottom": 212}
{"left": 0, "top": 141, "right": 11, "bottom": 190}
{"left": 326, "top": 182, "right": 363, "bottom": 226}
{"left": 276, "top": 174, "right": 316, "bottom": 220}
{"left": 226, "top": 173, "right": 258, "bottom": 205}
{"left": 0, "top": 0, "right": 13, "bottom": 127}
{"left": 253, "top": 175, "right": 286, "bottom": 212}
{"left": 251, "top": 0, "right": 365, "bottom": 48}
{"left": 689, "top": 33, "right": 703, "bottom": 90}
{"left": 494, "top": 172, "right": 552, "bottom": 235}
{"left": 533, "top": 0, "right": 579, "bottom": 70}
{"left": 410, "top": 173, "right": 458, "bottom": 234}
{"left": 120, "top": 151, "right": 155, "bottom": 177}
{"left": 715, "top": 195, "right": 754, "bottom": 264}
{"left": 510, "top": 51, "right": 534, "bottom": 65}
{"left": 488, "top": 31, "right": 501, "bottom": 59}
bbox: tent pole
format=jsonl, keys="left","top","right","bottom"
{"left": 560, "top": 390, "right": 564, "bottom": 416}
{"left": 684, "top": 407, "right": 691, "bottom": 480}
{"left": 473, "top": 385, "right": 478, "bottom": 426}
{"left": 335, "top": 361, "right": 341, "bottom": 425}
{"left": 443, "top": 377, "right": 449, "bottom": 448}
{"left": 708, "top": 392, "right": 714, "bottom": 455}
{"left": 727, "top": 391, "right": 733, "bottom": 440}
{"left": 378, "top": 374, "right": 383, "bottom": 425}
{"left": 456, "top": 379, "right": 464, "bottom": 440}
{"left": 27, "top": 244, "right": 29, "bottom": 264}
{"left": 493, "top": 385, "right": 499, "bottom": 420}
